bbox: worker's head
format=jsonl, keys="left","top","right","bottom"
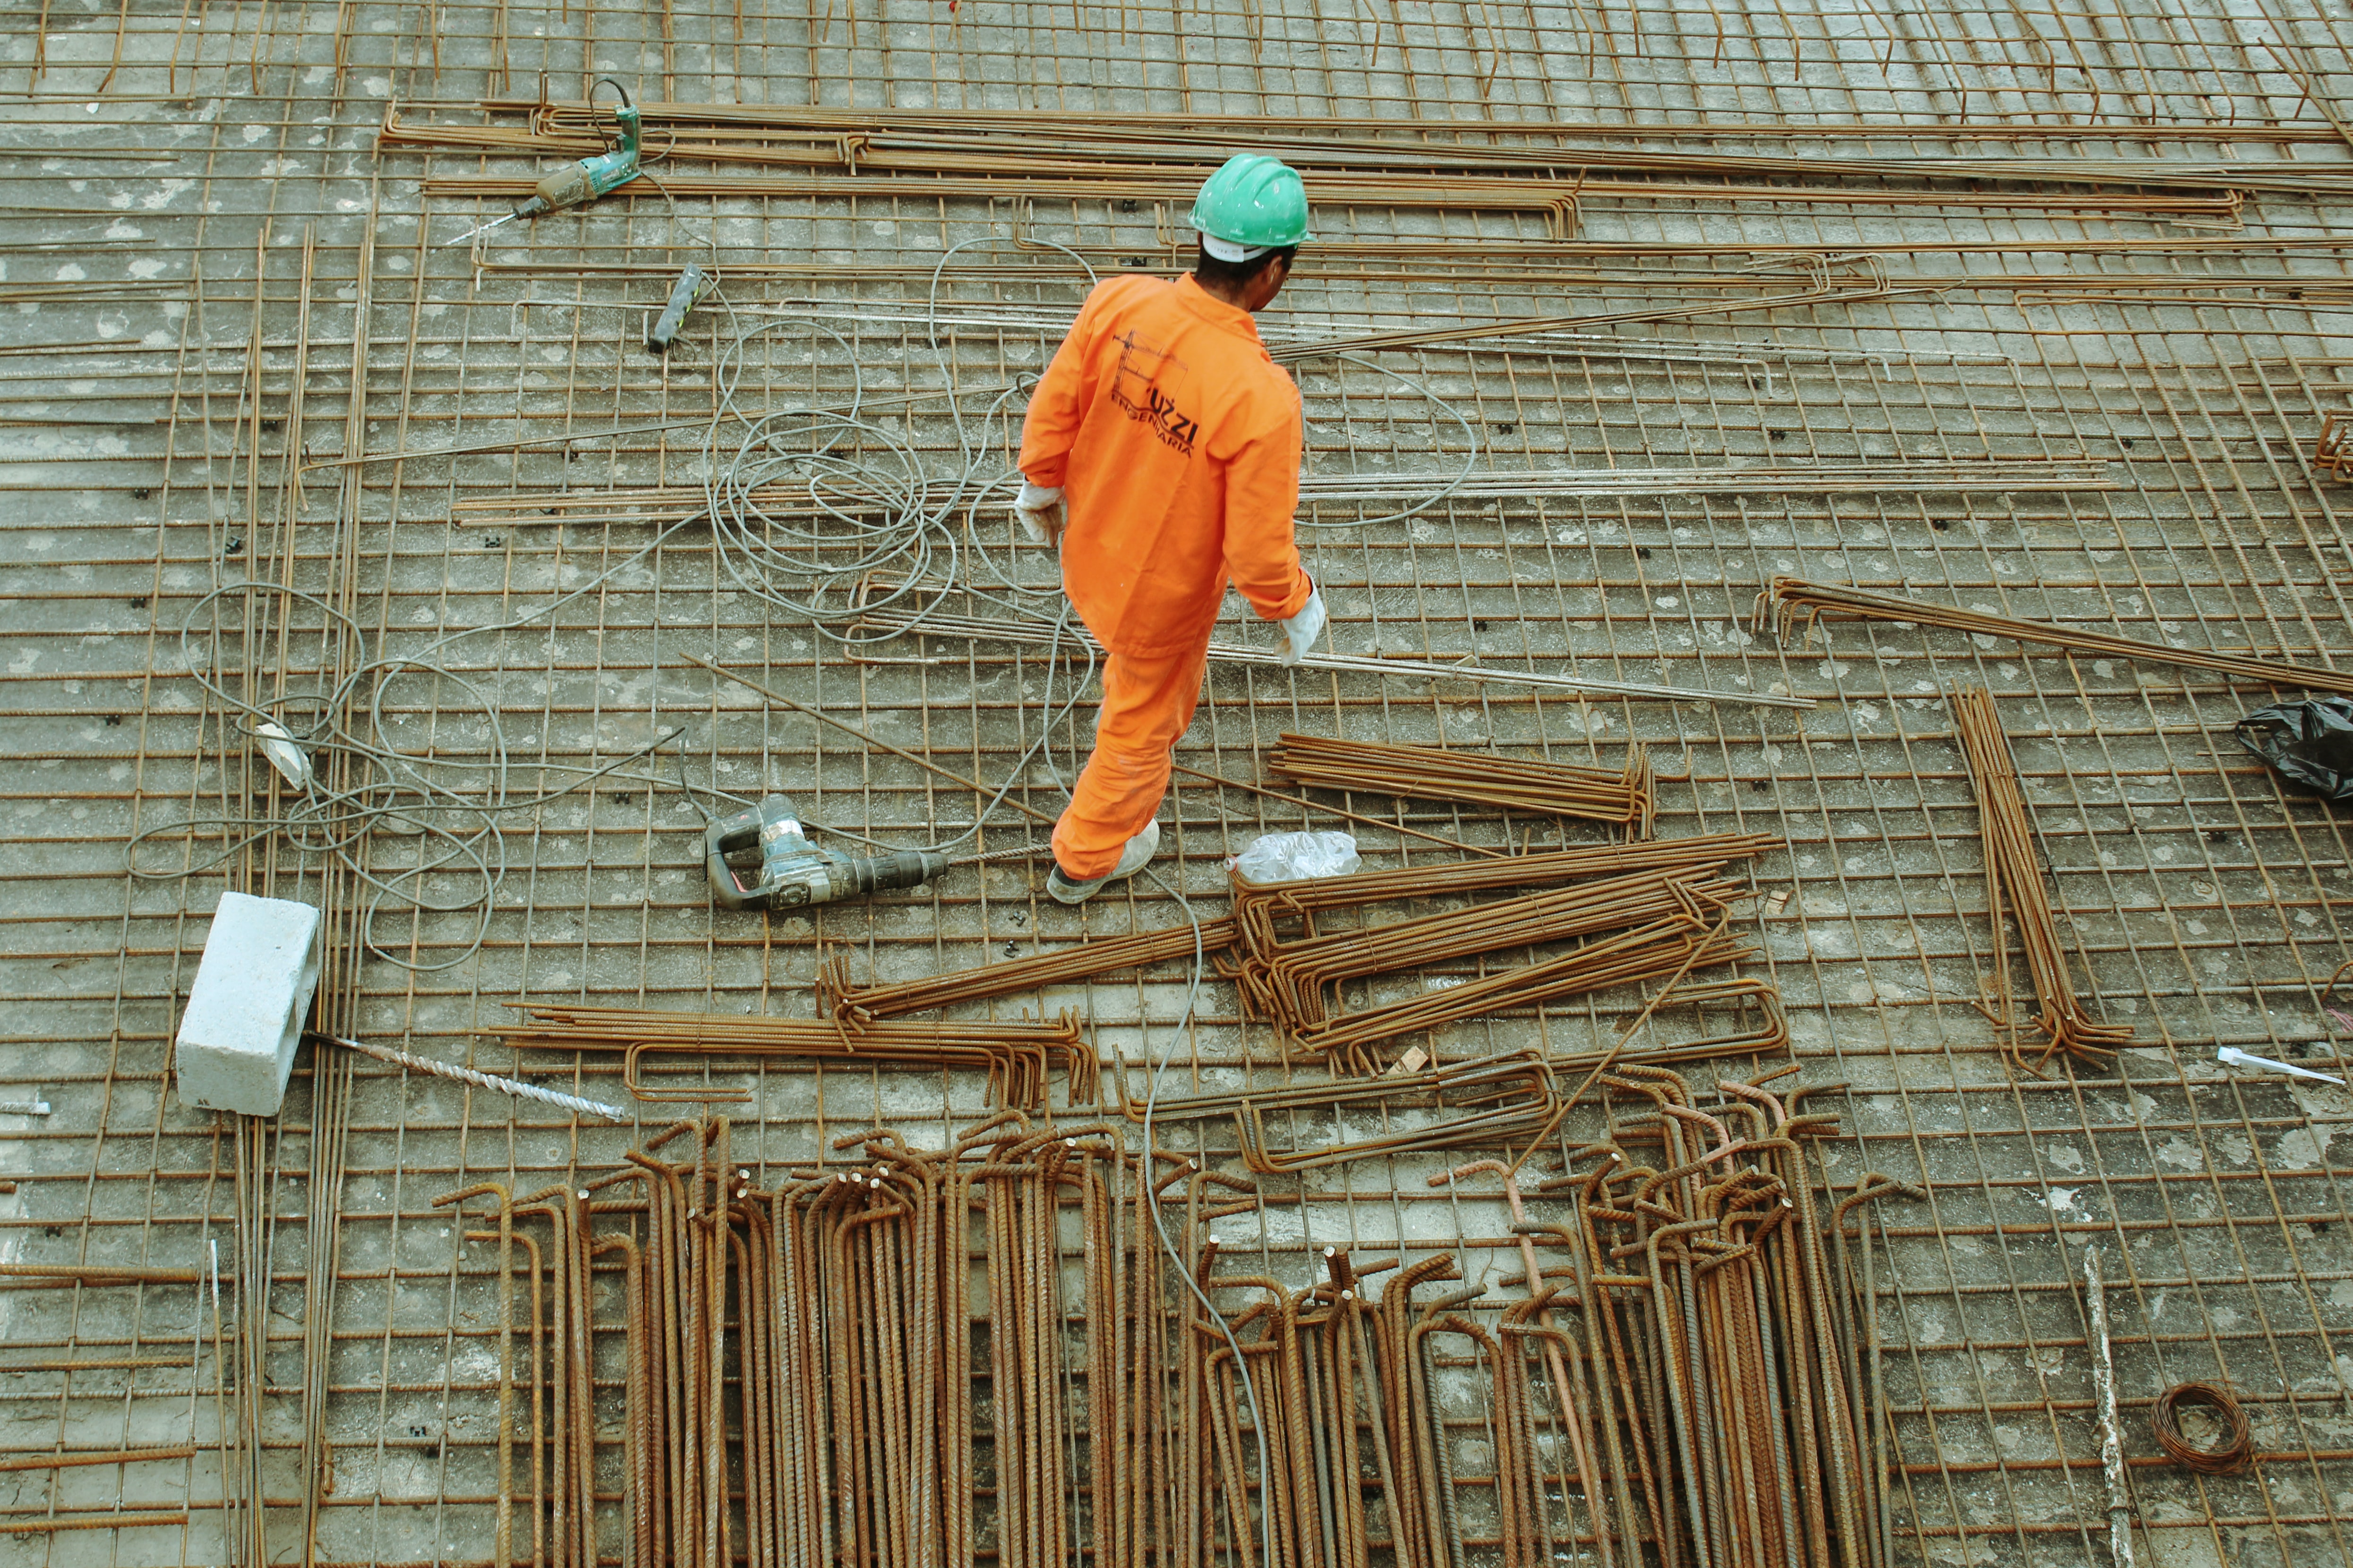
{"left": 1189, "top": 153, "right": 1311, "bottom": 312}
{"left": 1193, "top": 241, "right": 1297, "bottom": 311}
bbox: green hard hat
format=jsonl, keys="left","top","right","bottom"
{"left": 1189, "top": 153, "right": 1313, "bottom": 260}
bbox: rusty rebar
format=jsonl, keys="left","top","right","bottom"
{"left": 1757, "top": 577, "right": 2353, "bottom": 698}
{"left": 817, "top": 921, "right": 1237, "bottom": 1026}
{"left": 503, "top": 1004, "right": 1100, "bottom": 1108}
{"left": 1951, "top": 684, "right": 2137, "bottom": 1073}
{"left": 1267, "top": 732, "right": 1655, "bottom": 836}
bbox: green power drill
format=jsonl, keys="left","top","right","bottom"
{"left": 445, "top": 79, "right": 642, "bottom": 247}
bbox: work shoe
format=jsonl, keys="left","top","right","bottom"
{"left": 1045, "top": 821, "right": 1160, "bottom": 905}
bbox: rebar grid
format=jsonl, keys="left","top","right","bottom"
{"left": 13, "top": 0, "right": 2353, "bottom": 129}
{"left": 4, "top": 0, "right": 2353, "bottom": 1565}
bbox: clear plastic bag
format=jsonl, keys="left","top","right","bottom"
{"left": 1228, "top": 830, "right": 1361, "bottom": 884}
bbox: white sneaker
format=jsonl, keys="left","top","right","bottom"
{"left": 1045, "top": 821, "right": 1160, "bottom": 905}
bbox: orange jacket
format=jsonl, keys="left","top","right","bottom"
{"left": 1018, "top": 273, "right": 1312, "bottom": 658}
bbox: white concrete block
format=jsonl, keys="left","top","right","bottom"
{"left": 174, "top": 891, "right": 323, "bottom": 1116}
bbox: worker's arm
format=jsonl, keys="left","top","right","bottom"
{"left": 1221, "top": 392, "right": 1313, "bottom": 624}
{"left": 1016, "top": 282, "right": 1113, "bottom": 489}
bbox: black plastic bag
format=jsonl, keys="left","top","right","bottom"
{"left": 2237, "top": 698, "right": 2353, "bottom": 801}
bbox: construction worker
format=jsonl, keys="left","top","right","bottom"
{"left": 1013, "top": 153, "right": 1326, "bottom": 905}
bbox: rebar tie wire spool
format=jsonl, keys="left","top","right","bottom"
{"left": 2153, "top": 1382, "right": 2257, "bottom": 1474}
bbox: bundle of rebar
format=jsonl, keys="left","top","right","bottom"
{"left": 1950, "top": 686, "right": 2136, "bottom": 1072}
{"left": 1118, "top": 982, "right": 1791, "bottom": 1132}
{"left": 1229, "top": 831, "right": 1774, "bottom": 940}
{"left": 1186, "top": 1247, "right": 1450, "bottom": 1568}
{"left": 746, "top": 1120, "right": 1174, "bottom": 1568}
{"left": 816, "top": 921, "right": 1236, "bottom": 1026}
{"left": 1525, "top": 1069, "right": 1897, "bottom": 1568}
{"left": 1223, "top": 835, "right": 1770, "bottom": 1074}
{"left": 437, "top": 1117, "right": 1177, "bottom": 1568}
{"left": 813, "top": 837, "right": 1774, "bottom": 1058}
{"left": 1234, "top": 867, "right": 1744, "bottom": 1036}
{"left": 432, "top": 1085, "right": 1897, "bottom": 1568}
{"left": 432, "top": 1174, "right": 609, "bottom": 1568}
{"left": 1228, "top": 1051, "right": 1566, "bottom": 1174}
{"left": 1755, "top": 576, "right": 2353, "bottom": 697}
{"left": 383, "top": 102, "right": 2264, "bottom": 218}
{"left": 1190, "top": 1237, "right": 1651, "bottom": 1568}
{"left": 1290, "top": 916, "right": 1759, "bottom": 1072}
{"left": 390, "top": 97, "right": 2353, "bottom": 186}
{"left": 1172, "top": 1068, "right": 1890, "bottom": 1568}
{"left": 1267, "top": 733, "right": 1655, "bottom": 835}
{"left": 500, "top": 1004, "right": 1100, "bottom": 1107}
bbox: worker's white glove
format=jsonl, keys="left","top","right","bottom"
{"left": 1012, "top": 480, "right": 1066, "bottom": 545}
{"left": 1277, "top": 587, "right": 1327, "bottom": 667}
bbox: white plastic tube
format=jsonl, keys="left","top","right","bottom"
{"left": 2217, "top": 1045, "right": 2346, "bottom": 1086}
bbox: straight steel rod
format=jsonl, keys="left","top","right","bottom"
{"left": 1759, "top": 578, "right": 2353, "bottom": 697}
{"left": 856, "top": 608, "right": 1816, "bottom": 710}
{"left": 684, "top": 654, "right": 1062, "bottom": 825}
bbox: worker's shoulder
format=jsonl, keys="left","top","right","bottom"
{"left": 1225, "top": 347, "right": 1294, "bottom": 390}
{"left": 1084, "top": 272, "right": 1173, "bottom": 314}
{"left": 1216, "top": 351, "right": 1299, "bottom": 417}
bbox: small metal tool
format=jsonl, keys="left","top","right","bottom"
{"left": 646, "top": 264, "right": 713, "bottom": 353}
{"left": 309, "top": 1032, "right": 625, "bottom": 1121}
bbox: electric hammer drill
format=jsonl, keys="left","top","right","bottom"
{"left": 705, "top": 794, "right": 948, "bottom": 911}
{"left": 445, "top": 80, "right": 643, "bottom": 247}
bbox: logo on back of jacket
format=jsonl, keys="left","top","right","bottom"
{"left": 1108, "top": 330, "right": 1200, "bottom": 456}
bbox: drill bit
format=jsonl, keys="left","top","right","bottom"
{"left": 946, "top": 841, "right": 1053, "bottom": 868}
{"left": 441, "top": 208, "right": 526, "bottom": 249}
{"left": 309, "top": 1031, "right": 627, "bottom": 1121}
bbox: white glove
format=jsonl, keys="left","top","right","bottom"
{"left": 1277, "top": 587, "right": 1326, "bottom": 667}
{"left": 1013, "top": 480, "right": 1065, "bottom": 545}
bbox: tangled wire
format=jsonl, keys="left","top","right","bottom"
{"left": 132, "top": 238, "right": 1483, "bottom": 972}
{"left": 2152, "top": 1381, "right": 2256, "bottom": 1474}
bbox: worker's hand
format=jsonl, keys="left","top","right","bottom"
{"left": 1277, "top": 587, "right": 1327, "bottom": 667}
{"left": 1012, "top": 481, "right": 1066, "bottom": 545}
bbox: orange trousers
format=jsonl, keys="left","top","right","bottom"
{"left": 1051, "top": 640, "right": 1211, "bottom": 878}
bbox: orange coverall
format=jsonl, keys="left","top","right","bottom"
{"left": 1018, "top": 273, "right": 1313, "bottom": 878}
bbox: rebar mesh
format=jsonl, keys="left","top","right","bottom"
{"left": 3, "top": 1, "right": 2353, "bottom": 1564}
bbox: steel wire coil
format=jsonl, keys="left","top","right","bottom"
{"left": 2153, "top": 1382, "right": 2256, "bottom": 1474}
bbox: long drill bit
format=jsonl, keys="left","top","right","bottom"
{"left": 309, "top": 1031, "right": 628, "bottom": 1121}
